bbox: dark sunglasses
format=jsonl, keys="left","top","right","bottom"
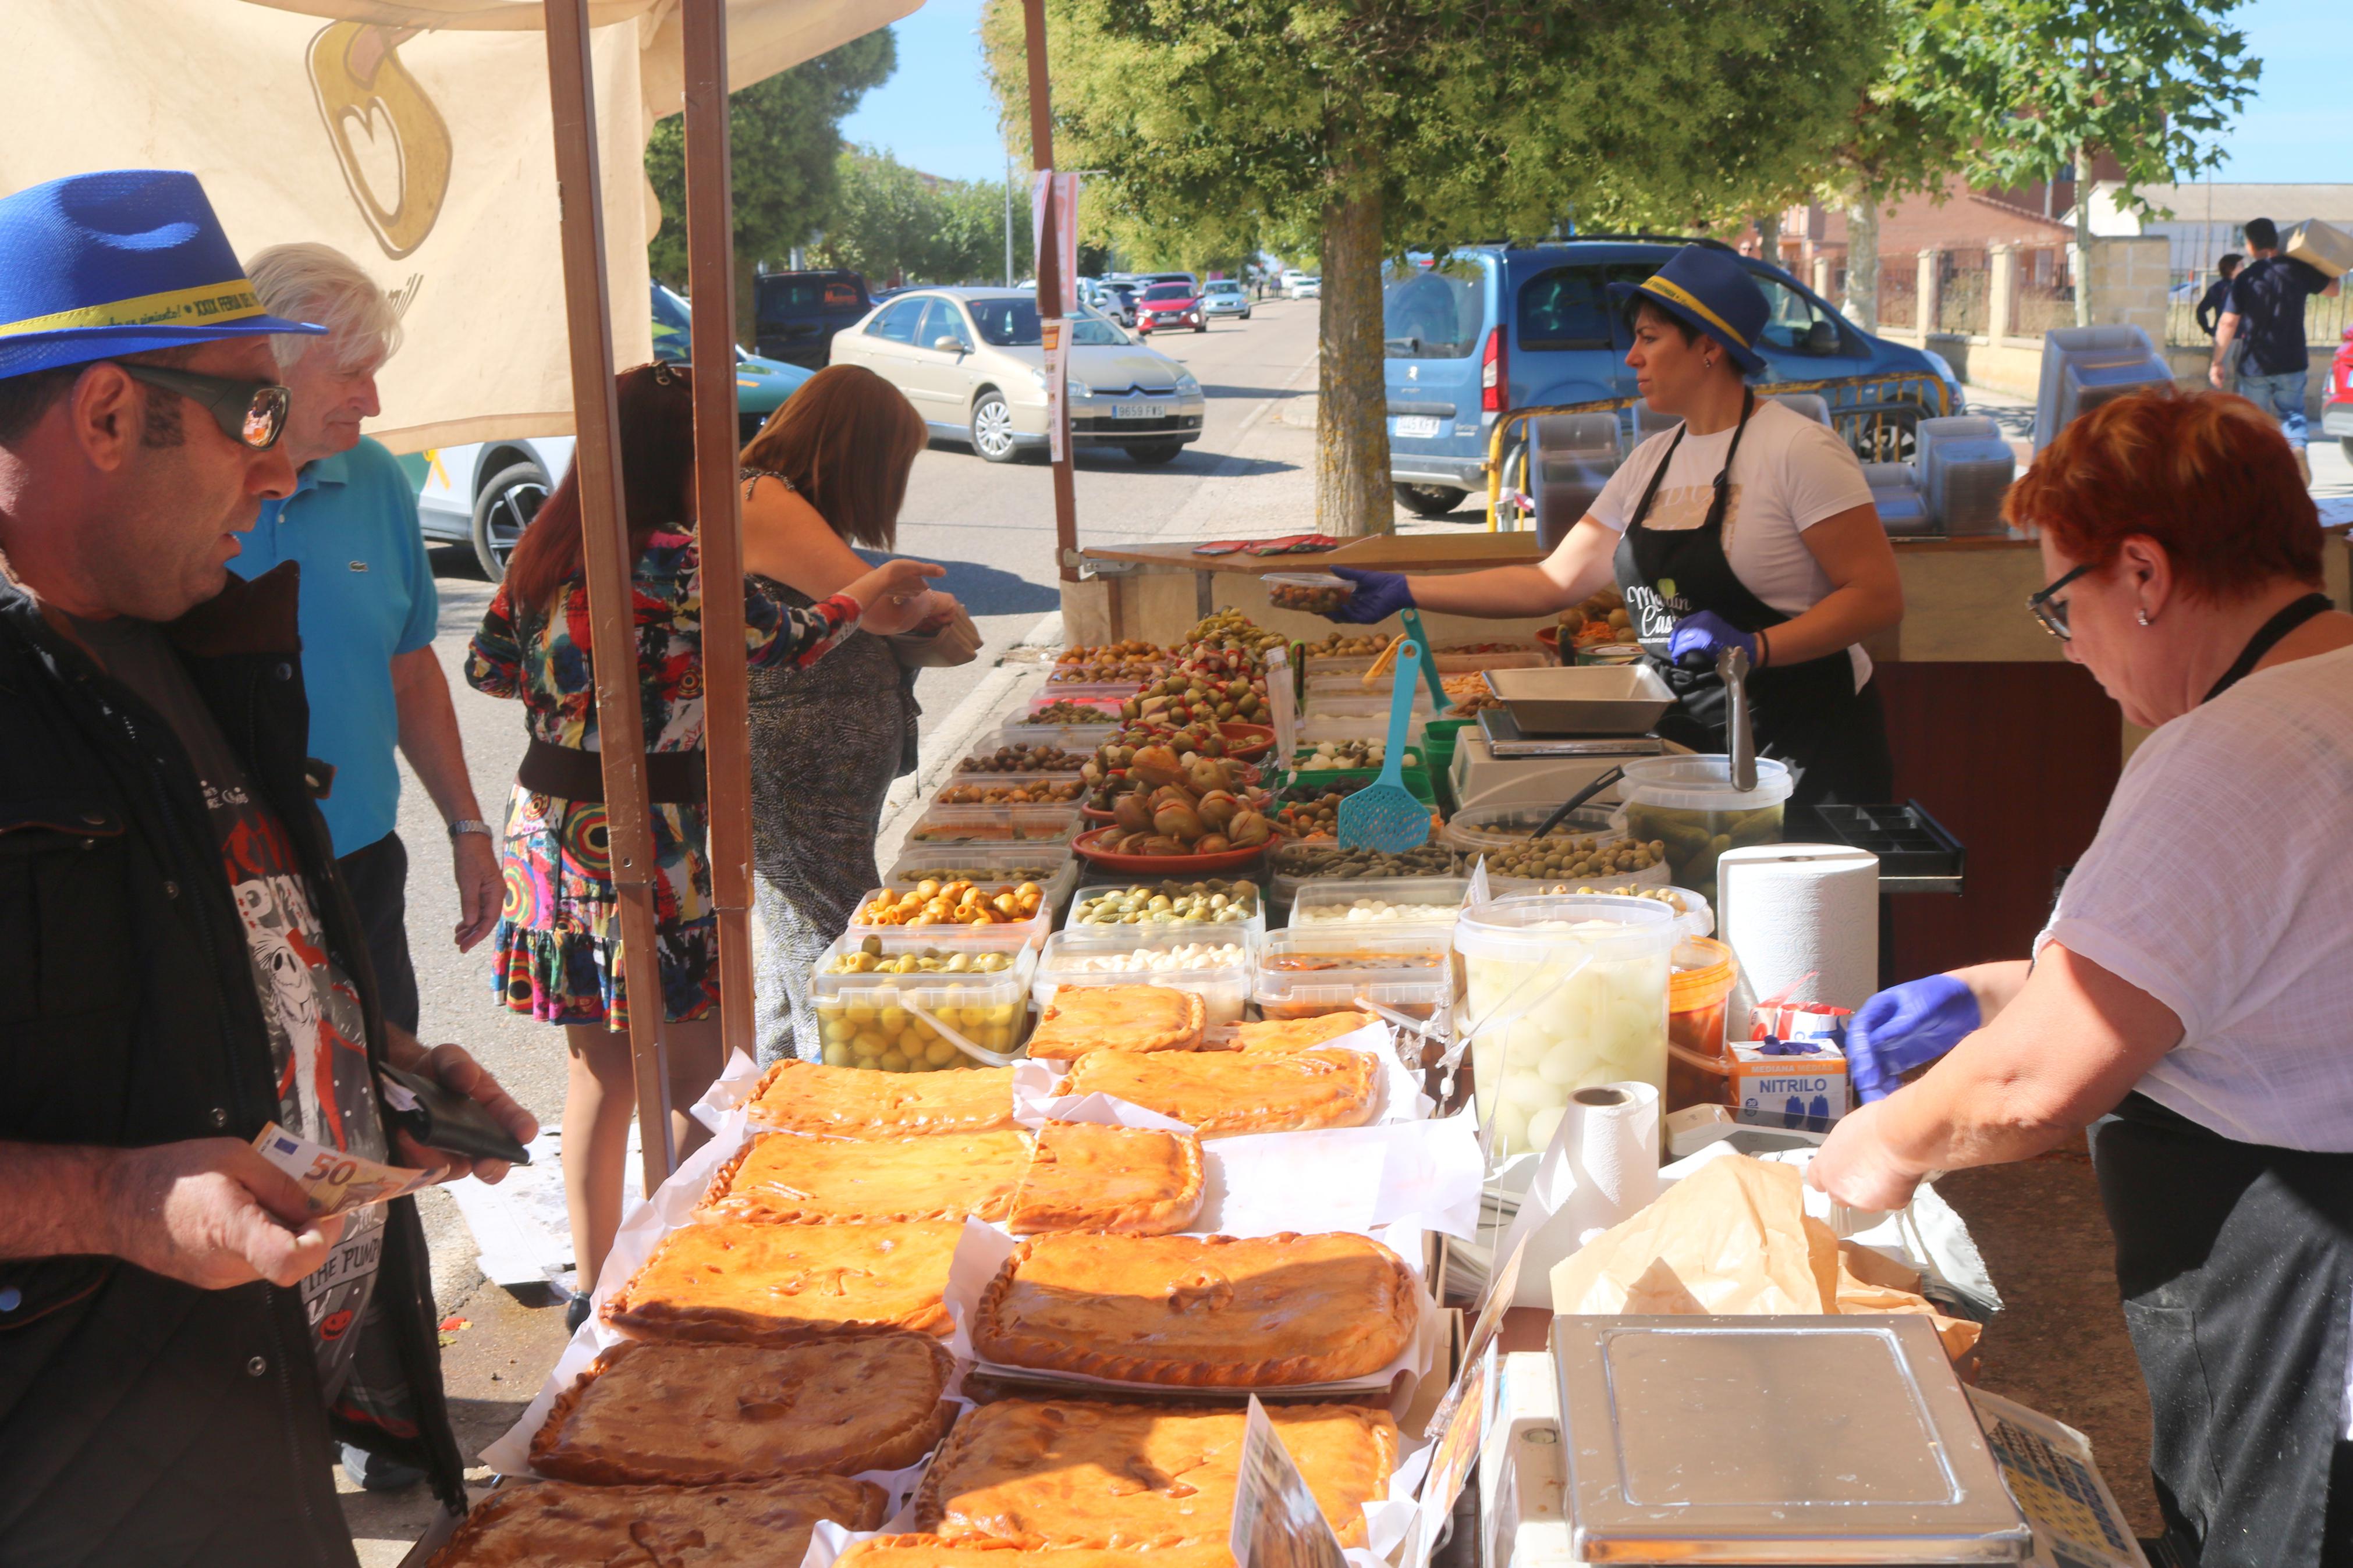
{"left": 2027, "top": 561, "right": 2095, "bottom": 641}
{"left": 112, "top": 361, "right": 290, "bottom": 450}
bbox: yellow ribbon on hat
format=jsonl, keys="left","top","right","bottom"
{"left": 0, "top": 280, "right": 267, "bottom": 339}
{"left": 1638, "top": 275, "right": 1751, "bottom": 350}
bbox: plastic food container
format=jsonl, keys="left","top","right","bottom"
{"left": 1444, "top": 804, "right": 1670, "bottom": 886}
{"left": 811, "top": 930, "right": 1037, "bottom": 1069}
{"left": 1453, "top": 894, "right": 1679, "bottom": 1157}
{"left": 1481, "top": 877, "right": 1709, "bottom": 937}
{"left": 996, "top": 719, "right": 1117, "bottom": 752}
{"left": 1291, "top": 724, "right": 1427, "bottom": 773}
{"left": 1664, "top": 935, "right": 1740, "bottom": 1112}
{"left": 845, "top": 882, "right": 1057, "bottom": 949}
{"left": 1296, "top": 702, "right": 1432, "bottom": 746}
{"left": 1254, "top": 929, "right": 1452, "bottom": 1021}
{"left": 1265, "top": 572, "right": 1355, "bottom": 615}
{"left": 904, "top": 801, "right": 1083, "bottom": 845}
{"left": 930, "top": 771, "right": 1089, "bottom": 806}
{"left": 1268, "top": 842, "right": 1461, "bottom": 911}
{"left": 1287, "top": 876, "right": 1468, "bottom": 931}
{"left": 1065, "top": 879, "right": 1266, "bottom": 947}
{"left": 1615, "top": 755, "right": 1793, "bottom": 902}
{"left": 885, "top": 844, "right": 1078, "bottom": 912}
{"left": 1025, "top": 688, "right": 1130, "bottom": 720}
{"left": 1031, "top": 927, "right": 1253, "bottom": 1026}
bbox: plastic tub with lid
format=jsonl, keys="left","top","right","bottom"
{"left": 1477, "top": 877, "right": 1707, "bottom": 937}
{"left": 1614, "top": 755, "right": 1792, "bottom": 903}
{"left": 885, "top": 843, "right": 1078, "bottom": 912}
{"left": 1254, "top": 928, "right": 1452, "bottom": 1021}
{"left": 1453, "top": 893, "right": 1678, "bottom": 1157}
{"left": 1031, "top": 926, "right": 1253, "bottom": 1026}
{"left": 1287, "top": 876, "right": 1468, "bottom": 931}
{"left": 1064, "top": 878, "right": 1266, "bottom": 948}
{"left": 812, "top": 929, "right": 1037, "bottom": 1069}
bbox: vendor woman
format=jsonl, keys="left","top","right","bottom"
{"left": 1325, "top": 244, "right": 1903, "bottom": 805}
{"left": 1812, "top": 390, "right": 2353, "bottom": 1566}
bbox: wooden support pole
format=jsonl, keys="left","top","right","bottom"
{"left": 1020, "top": 0, "right": 1080, "bottom": 584}
{"left": 542, "top": 0, "right": 675, "bottom": 1193}
{"left": 680, "top": 0, "right": 757, "bottom": 1072}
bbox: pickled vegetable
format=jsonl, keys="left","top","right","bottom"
{"left": 854, "top": 881, "right": 1045, "bottom": 927}
{"left": 1070, "top": 880, "right": 1259, "bottom": 927}
{"left": 1463, "top": 919, "right": 1670, "bottom": 1157}
{"left": 1618, "top": 802, "right": 1784, "bottom": 901}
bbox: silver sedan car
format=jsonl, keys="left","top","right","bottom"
{"left": 831, "top": 288, "right": 1206, "bottom": 464}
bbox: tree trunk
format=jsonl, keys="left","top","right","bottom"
{"left": 1317, "top": 179, "right": 1392, "bottom": 538}
{"left": 2072, "top": 144, "right": 2093, "bottom": 328}
{"left": 1756, "top": 211, "right": 1782, "bottom": 271}
{"left": 1844, "top": 194, "right": 1879, "bottom": 334}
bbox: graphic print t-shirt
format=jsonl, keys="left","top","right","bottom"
{"left": 63, "top": 611, "right": 388, "bottom": 1402}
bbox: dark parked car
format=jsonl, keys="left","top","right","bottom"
{"left": 754, "top": 268, "right": 872, "bottom": 369}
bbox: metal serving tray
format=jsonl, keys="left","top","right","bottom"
{"left": 1552, "top": 1314, "right": 2030, "bottom": 1563}
{"left": 1481, "top": 664, "right": 1675, "bottom": 737}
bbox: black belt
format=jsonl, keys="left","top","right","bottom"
{"left": 517, "top": 738, "right": 705, "bottom": 804}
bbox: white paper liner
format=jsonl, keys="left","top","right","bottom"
{"left": 1203, "top": 1114, "right": 1482, "bottom": 1241}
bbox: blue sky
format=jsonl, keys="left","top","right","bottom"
{"left": 841, "top": 0, "right": 2351, "bottom": 187}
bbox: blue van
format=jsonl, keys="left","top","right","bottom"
{"left": 1382, "top": 238, "right": 1954, "bottom": 517}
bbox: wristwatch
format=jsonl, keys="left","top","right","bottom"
{"left": 448, "top": 819, "right": 495, "bottom": 841}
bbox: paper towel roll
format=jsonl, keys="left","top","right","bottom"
{"left": 1718, "top": 844, "right": 1880, "bottom": 1019}
{"left": 1497, "top": 1080, "right": 1661, "bottom": 1307}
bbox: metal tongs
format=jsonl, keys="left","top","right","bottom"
{"left": 1719, "top": 644, "right": 1756, "bottom": 791}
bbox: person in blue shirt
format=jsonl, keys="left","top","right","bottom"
{"left": 230, "top": 243, "right": 501, "bottom": 1041}
{"left": 2210, "top": 217, "right": 2341, "bottom": 485}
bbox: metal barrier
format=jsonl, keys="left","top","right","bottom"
{"left": 1482, "top": 370, "right": 1952, "bottom": 530}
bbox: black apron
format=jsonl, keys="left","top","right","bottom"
{"left": 1612, "top": 391, "right": 1891, "bottom": 806}
{"left": 2088, "top": 591, "right": 2349, "bottom": 1567}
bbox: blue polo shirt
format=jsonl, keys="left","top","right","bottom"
{"left": 228, "top": 436, "right": 439, "bottom": 857}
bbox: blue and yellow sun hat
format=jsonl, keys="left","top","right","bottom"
{"left": 0, "top": 169, "right": 324, "bottom": 379}
{"left": 1609, "top": 244, "right": 1769, "bottom": 376}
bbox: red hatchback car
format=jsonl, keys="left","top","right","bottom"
{"left": 2326, "top": 323, "right": 2353, "bottom": 461}
{"left": 1135, "top": 282, "right": 1207, "bottom": 335}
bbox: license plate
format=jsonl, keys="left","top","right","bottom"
{"left": 1394, "top": 415, "right": 1441, "bottom": 438}
{"left": 1110, "top": 402, "right": 1162, "bottom": 421}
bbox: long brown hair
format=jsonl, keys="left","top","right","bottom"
{"left": 502, "top": 362, "right": 696, "bottom": 608}
{"left": 738, "top": 362, "right": 927, "bottom": 549}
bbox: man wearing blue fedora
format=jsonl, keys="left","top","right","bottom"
{"left": 0, "top": 169, "right": 533, "bottom": 1560}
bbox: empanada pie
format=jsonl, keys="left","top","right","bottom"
{"left": 1024, "top": 984, "right": 1205, "bottom": 1061}
{"left": 748, "top": 1059, "right": 1016, "bottom": 1136}
{"left": 971, "top": 1232, "right": 1418, "bottom": 1387}
{"left": 428, "top": 1475, "right": 885, "bottom": 1567}
{"left": 1007, "top": 1122, "right": 1205, "bottom": 1236}
{"left": 1231, "top": 1012, "right": 1376, "bottom": 1052}
{"left": 1054, "top": 1048, "right": 1378, "bottom": 1137}
{"left": 839, "top": 1540, "right": 1236, "bottom": 1567}
{"left": 915, "top": 1397, "right": 1398, "bottom": 1548}
{"left": 699, "top": 1130, "right": 1031, "bottom": 1224}
{"left": 529, "top": 1334, "right": 956, "bottom": 1485}
{"left": 604, "top": 1220, "right": 961, "bottom": 1343}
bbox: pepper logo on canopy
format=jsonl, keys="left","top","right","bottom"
{"left": 307, "top": 22, "right": 453, "bottom": 260}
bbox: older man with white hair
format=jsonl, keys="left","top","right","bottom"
{"left": 230, "top": 244, "right": 501, "bottom": 1055}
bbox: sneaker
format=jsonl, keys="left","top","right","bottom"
{"left": 340, "top": 1441, "right": 425, "bottom": 1493}
{"left": 565, "top": 1290, "right": 593, "bottom": 1333}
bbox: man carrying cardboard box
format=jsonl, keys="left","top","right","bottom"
{"left": 2210, "top": 215, "right": 2343, "bottom": 485}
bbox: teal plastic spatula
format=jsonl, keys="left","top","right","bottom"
{"left": 1398, "top": 607, "right": 1450, "bottom": 709}
{"left": 1338, "top": 639, "right": 1431, "bottom": 851}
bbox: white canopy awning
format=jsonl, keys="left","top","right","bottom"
{"left": 0, "top": 0, "right": 916, "bottom": 450}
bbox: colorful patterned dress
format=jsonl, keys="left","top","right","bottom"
{"left": 466, "top": 530, "right": 860, "bottom": 1029}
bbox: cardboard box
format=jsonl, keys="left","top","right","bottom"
{"left": 2284, "top": 218, "right": 2352, "bottom": 281}
{"left": 1729, "top": 1038, "right": 1850, "bottom": 1132}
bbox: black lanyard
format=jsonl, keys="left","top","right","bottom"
{"left": 1628, "top": 389, "right": 1755, "bottom": 534}
{"left": 2202, "top": 592, "right": 2333, "bottom": 703}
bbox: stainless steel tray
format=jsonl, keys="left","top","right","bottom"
{"left": 1481, "top": 664, "right": 1674, "bottom": 737}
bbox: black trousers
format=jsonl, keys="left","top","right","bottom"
{"left": 336, "top": 831, "right": 420, "bottom": 1034}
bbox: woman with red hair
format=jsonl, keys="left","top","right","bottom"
{"left": 1812, "top": 389, "right": 2353, "bottom": 1563}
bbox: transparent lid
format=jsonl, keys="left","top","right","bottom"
{"left": 1617, "top": 753, "right": 1794, "bottom": 812}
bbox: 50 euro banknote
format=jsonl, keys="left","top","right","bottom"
{"left": 252, "top": 1122, "right": 435, "bottom": 1218}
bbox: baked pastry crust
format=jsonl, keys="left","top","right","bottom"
{"left": 1024, "top": 985, "right": 1205, "bottom": 1061}
{"left": 1007, "top": 1122, "right": 1205, "bottom": 1236}
{"left": 604, "top": 1219, "right": 961, "bottom": 1343}
{"left": 748, "top": 1059, "right": 1017, "bottom": 1136}
{"left": 428, "top": 1475, "right": 885, "bottom": 1567}
{"left": 1055, "top": 1048, "right": 1378, "bottom": 1137}
{"left": 914, "top": 1397, "right": 1397, "bottom": 1548}
{"left": 699, "top": 1130, "right": 1031, "bottom": 1224}
{"left": 837, "top": 1539, "right": 1236, "bottom": 1567}
{"left": 971, "top": 1232, "right": 1417, "bottom": 1388}
{"left": 1231, "top": 1012, "right": 1376, "bottom": 1053}
{"left": 529, "top": 1335, "right": 956, "bottom": 1485}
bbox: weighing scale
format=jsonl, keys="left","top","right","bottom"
{"left": 1449, "top": 711, "right": 1685, "bottom": 815}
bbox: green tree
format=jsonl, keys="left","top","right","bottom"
{"left": 816, "top": 148, "right": 1032, "bottom": 285}
{"left": 984, "top": 0, "right": 1889, "bottom": 535}
{"left": 644, "top": 30, "right": 896, "bottom": 342}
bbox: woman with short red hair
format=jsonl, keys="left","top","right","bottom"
{"left": 1811, "top": 389, "right": 2353, "bottom": 1564}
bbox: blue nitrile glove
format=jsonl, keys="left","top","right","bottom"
{"left": 1328, "top": 566, "right": 1415, "bottom": 624}
{"left": 1667, "top": 609, "right": 1759, "bottom": 669}
{"left": 1846, "top": 975, "right": 1982, "bottom": 1102}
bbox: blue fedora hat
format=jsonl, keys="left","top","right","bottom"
{"left": 1609, "top": 244, "right": 1769, "bottom": 376}
{"left": 0, "top": 169, "right": 324, "bottom": 379}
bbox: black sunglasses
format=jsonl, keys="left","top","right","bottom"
{"left": 2027, "top": 561, "right": 2095, "bottom": 641}
{"left": 112, "top": 362, "right": 290, "bottom": 450}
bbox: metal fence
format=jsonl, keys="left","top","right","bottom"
{"left": 1878, "top": 253, "right": 1919, "bottom": 330}
{"left": 2011, "top": 247, "right": 2074, "bottom": 337}
{"left": 2165, "top": 266, "right": 2349, "bottom": 349}
{"left": 1937, "top": 250, "right": 1990, "bottom": 336}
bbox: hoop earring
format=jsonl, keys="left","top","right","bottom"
{"left": 2136, "top": 609, "right": 2151, "bottom": 627}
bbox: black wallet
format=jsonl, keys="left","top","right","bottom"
{"left": 378, "top": 1063, "right": 532, "bottom": 1166}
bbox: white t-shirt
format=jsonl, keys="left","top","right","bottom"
{"left": 2039, "top": 643, "right": 2353, "bottom": 1151}
{"left": 1589, "top": 400, "right": 1878, "bottom": 689}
